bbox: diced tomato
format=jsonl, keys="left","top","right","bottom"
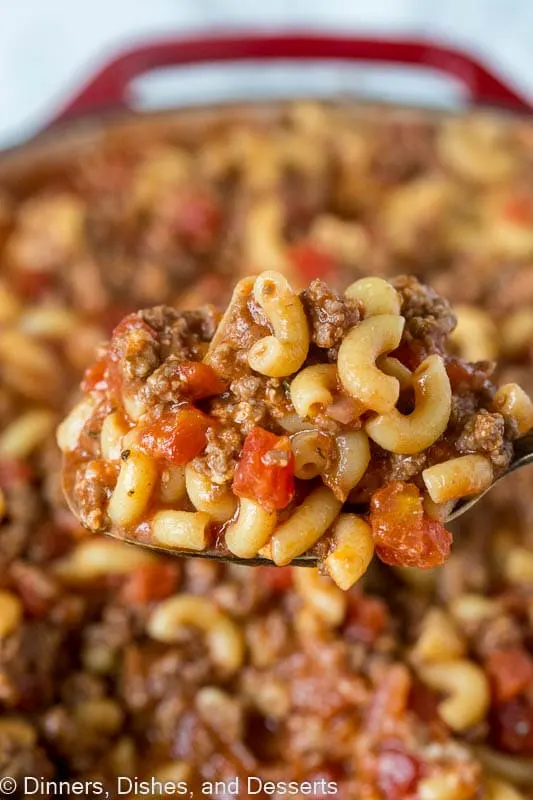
{"left": 486, "top": 648, "right": 533, "bottom": 703}
{"left": 85, "top": 312, "right": 157, "bottom": 400}
{"left": 120, "top": 562, "right": 180, "bottom": 605}
{"left": 81, "top": 356, "right": 109, "bottom": 393}
{"left": 171, "top": 361, "right": 227, "bottom": 400}
{"left": 110, "top": 311, "right": 156, "bottom": 343}
{"left": 136, "top": 404, "right": 211, "bottom": 465}
{"left": 259, "top": 565, "right": 293, "bottom": 593}
{"left": 367, "top": 664, "right": 411, "bottom": 735}
{"left": 288, "top": 241, "right": 336, "bottom": 281}
{"left": 390, "top": 340, "right": 427, "bottom": 371}
{"left": 377, "top": 745, "right": 421, "bottom": 800}
{"left": 409, "top": 678, "right": 444, "bottom": 728}
{"left": 445, "top": 358, "right": 492, "bottom": 392}
{"left": 233, "top": 427, "right": 295, "bottom": 512}
{"left": 344, "top": 593, "right": 388, "bottom": 644}
{"left": 370, "top": 481, "right": 452, "bottom": 569}
{"left": 492, "top": 696, "right": 533, "bottom": 754}
{"left": 172, "top": 187, "right": 221, "bottom": 249}
{"left": 502, "top": 194, "right": 533, "bottom": 225}
{"left": 11, "top": 268, "right": 52, "bottom": 300}
{"left": 0, "top": 458, "right": 32, "bottom": 488}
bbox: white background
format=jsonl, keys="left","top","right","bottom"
{"left": 1, "top": 0, "right": 533, "bottom": 146}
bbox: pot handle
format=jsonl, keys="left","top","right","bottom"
{"left": 51, "top": 32, "right": 531, "bottom": 124}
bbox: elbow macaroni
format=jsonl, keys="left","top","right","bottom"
{"left": 422, "top": 455, "right": 493, "bottom": 503}
{"left": 159, "top": 466, "right": 187, "bottom": 504}
{"left": 147, "top": 595, "right": 244, "bottom": 675}
{"left": 271, "top": 486, "right": 342, "bottom": 566}
{"left": 100, "top": 412, "right": 130, "bottom": 461}
{"left": 329, "top": 430, "right": 371, "bottom": 501}
{"left": 337, "top": 314, "right": 404, "bottom": 414}
{"left": 151, "top": 509, "right": 210, "bottom": 551}
{"left": 290, "top": 364, "right": 337, "bottom": 419}
{"left": 290, "top": 429, "right": 330, "bottom": 480}
{"left": 365, "top": 354, "right": 452, "bottom": 454}
{"left": 293, "top": 567, "right": 347, "bottom": 627}
{"left": 108, "top": 450, "right": 158, "bottom": 527}
{"left": 417, "top": 659, "right": 490, "bottom": 731}
{"left": 324, "top": 514, "right": 374, "bottom": 590}
{"left": 345, "top": 276, "right": 401, "bottom": 317}
{"left": 493, "top": 382, "right": 533, "bottom": 435}
{"left": 185, "top": 464, "right": 237, "bottom": 523}
{"left": 225, "top": 499, "right": 277, "bottom": 559}
{"left": 248, "top": 271, "right": 309, "bottom": 377}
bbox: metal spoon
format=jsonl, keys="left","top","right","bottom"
{"left": 63, "top": 430, "right": 533, "bottom": 567}
{"left": 446, "top": 429, "right": 533, "bottom": 521}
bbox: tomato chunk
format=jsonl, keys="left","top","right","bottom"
{"left": 171, "top": 361, "right": 227, "bottom": 400}
{"left": 486, "top": 648, "right": 533, "bottom": 703}
{"left": 288, "top": 242, "right": 336, "bottom": 281}
{"left": 370, "top": 481, "right": 452, "bottom": 568}
{"left": 12, "top": 269, "right": 52, "bottom": 300}
{"left": 110, "top": 311, "right": 156, "bottom": 342}
{"left": 344, "top": 593, "right": 388, "bottom": 644}
{"left": 502, "top": 194, "right": 533, "bottom": 225}
{"left": 259, "top": 565, "right": 293, "bottom": 593}
{"left": 172, "top": 187, "right": 221, "bottom": 249}
{"left": 233, "top": 427, "right": 295, "bottom": 512}
{"left": 0, "top": 458, "right": 33, "bottom": 488}
{"left": 137, "top": 405, "right": 211, "bottom": 465}
{"left": 377, "top": 745, "right": 421, "bottom": 800}
{"left": 390, "top": 340, "right": 427, "bottom": 371}
{"left": 120, "top": 562, "right": 180, "bottom": 605}
{"left": 81, "top": 356, "right": 109, "bottom": 393}
{"left": 492, "top": 696, "right": 533, "bottom": 754}
{"left": 445, "top": 358, "right": 492, "bottom": 392}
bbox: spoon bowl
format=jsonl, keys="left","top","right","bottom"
{"left": 63, "top": 431, "right": 533, "bottom": 568}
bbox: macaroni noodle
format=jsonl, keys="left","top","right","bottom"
{"left": 422, "top": 455, "right": 493, "bottom": 504}
{"left": 271, "top": 486, "right": 342, "bottom": 566}
{"left": 151, "top": 509, "right": 210, "bottom": 551}
{"left": 345, "top": 276, "right": 401, "bottom": 317}
{"left": 248, "top": 271, "right": 309, "bottom": 377}
{"left": 147, "top": 595, "right": 244, "bottom": 674}
{"left": 366, "top": 354, "right": 452, "bottom": 454}
{"left": 108, "top": 450, "right": 158, "bottom": 527}
{"left": 224, "top": 498, "right": 277, "bottom": 559}
{"left": 324, "top": 514, "right": 374, "bottom": 590}
{"left": 338, "top": 314, "right": 404, "bottom": 413}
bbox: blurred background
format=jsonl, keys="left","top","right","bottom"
{"left": 2, "top": 0, "right": 533, "bottom": 146}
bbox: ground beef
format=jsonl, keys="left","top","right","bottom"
{"left": 119, "top": 325, "right": 160, "bottom": 381}
{"left": 140, "top": 305, "right": 220, "bottom": 360}
{"left": 192, "top": 424, "right": 243, "bottom": 485}
{"left": 387, "top": 453, "right": 427, "bottom": 482}
{"left": 393, "top": 275, "right": 456, "bottom": 351}
{"left": 73, "top": 460, "right": 117, "bottom": 532}
{"left": 0, "top": 622, "right": 64, "bottom": 709}
{"left": 139, "top": 354, "right": 203, "bottom": 411}
{"left": 472, "top": 615, "right": 523, "bottom": 660}
{"left": 211, "top": 374, "right": 291, "bottom": 436}
{"left": 205, "top": 285, "right": 271, "bottom": 382}
{"left": 456, "top": 409, "right": 513, "bottom": 471}
{"left": 300, "top": 278, "right": 360, "bottom": 353}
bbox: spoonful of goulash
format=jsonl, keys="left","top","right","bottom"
{"left": 57, "top": 271, "right": 533, "bottom": 590}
